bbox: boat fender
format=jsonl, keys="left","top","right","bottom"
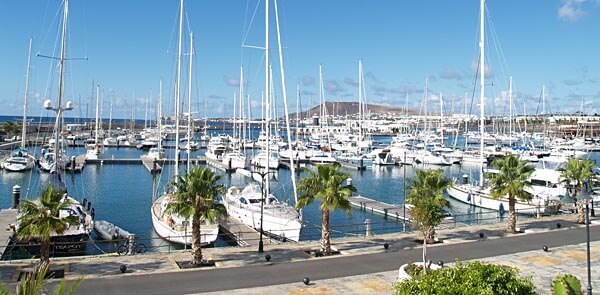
{"left": 83, "top": 198, "right": 87, "bottom": 207}
{"left": 91, "top": 208, "right": 95, "bottom": 219}
{"left": 499, "top": 203, "right": 505, "bottom": 216}
{"left": 87, "top": 201, "right": 92, "bottom": 212}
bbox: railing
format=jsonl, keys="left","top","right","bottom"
{"left": 2, "top": 204, "right": 592, "bottom": 262}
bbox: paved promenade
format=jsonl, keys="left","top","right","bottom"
{"left": 1, "top": 214, "right": 598, "bottom": 294}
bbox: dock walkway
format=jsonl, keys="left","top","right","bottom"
{"left": 219, "top": 218, "right": 269, "bottom": 248}
{"left": 349, "top": 195, "right": 464, "bottom": 229}
{"left": 0, "top": 209, "right": 17, "bottom": 257}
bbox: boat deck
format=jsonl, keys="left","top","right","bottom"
{"left": 0, "top": 209, "right": 18, "bottom": 257}
{"left": 205, "top": 157, "right": 236, "bottom": 172}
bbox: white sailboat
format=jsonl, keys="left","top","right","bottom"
{"left": 3, "top": 38, "right": 35, "bottom": 172}
{"left": 151, "top": 1, "right": 219, "bottom": 246}
{"left": 85, "top": 84, "right": 104, "bottom": 160}
{"left": 228, "top": 0, "right": 302, "bottom": 241}
{"left": 446, "top": 0, "right": 561, "bottom": 216}
{"left": 11, "top": 0, "right": 93, "bottom": 256}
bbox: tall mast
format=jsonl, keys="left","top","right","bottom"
{"left": 479, "top": 0, "right": 485, "bottom": 186}
{"left": 174, "top": 0, "right": 184, "bottom": 176}
{"left": 274, "top": 0, "right": 298, "bottom": 206}
{"left": 158, "top": 79, "right": 163, "bottom": 151}
{"left": 508, "top": 76, "right": 513, "bottom": 147}
{"left": 240, "top": 66, "right": 246, "bottom": 144}
{"left": 440, "top": 92, "right": 444, "bottom": 144}
{"left": 21, "top": 37, "right": 33, "bottom": 149}
{"left": 265, "top": 0, "right": 271, "bottom": 185}
{"left": 358, "top": 59, "right": 363, "bottom": 142}
{"left": 186, "top": 32, "right": 194, "bottom": 171}
{"left": 54, "top": 0, "right": 70, "bottom": 159}
{"left": 95, "top": 84, "right": 100, "bottom": 146}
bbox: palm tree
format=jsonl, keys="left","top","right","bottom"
{"left": 405, "top": 169, "right": 451, "bottom": 270}
{"left": 486, "top": 154, "right": 534, "bottom": 233}
{"left": 296, "top": 164, "right": 356, "bottom": 255}
{"left": 165, "top": 166, "right": 226, "bottom": 265}
{"left": 2, "top": 121, "right": 20, "bottom": 139}
{"left": 17, "top": 186, "right": 79, "bottom": 267}
{"left": 557, "top": 158, "right": 597, "bottom": 224}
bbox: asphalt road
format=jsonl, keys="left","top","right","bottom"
{"left": 73, "top": 225, "right": 599, "bottom": 295}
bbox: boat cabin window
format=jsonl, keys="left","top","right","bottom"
{"left": 530, "top": 179, "right": 551, "bottom": 187}
{"left": 239, "top": 197, "right": 248, "bottom": 205}
{"left": 267, "top": 197, "right": 277, "bottom": 204}
{"left": 249, "top": 199, "right": 261, "bottom": 204}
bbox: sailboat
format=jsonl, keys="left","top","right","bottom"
{"left": 226, "top": 0, "right": 301, "bottom": 242}
{"left": 150, "top": 0, "right": 219, "bottom": 246}
{"left": 222, "top": 67, "right": 248, "bottom": 169}
{"left": 7, "top": 0, "right": 93, "bottom": 257}
{"left": 445, "top": 0, "right": 561, "bottom": 216}
{"left": 2, "top": 38, "right": 36, "bottom": 172}
{"left": 85, "top": 84, "right": 104, "bottom": 160}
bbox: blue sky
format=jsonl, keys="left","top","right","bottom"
{"left": 0, "top": 0, "right": 599, "bottom": 120}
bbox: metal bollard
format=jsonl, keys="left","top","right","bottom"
{"left": 128, "top": 234, "right": 136, "bottom": 255}
{"left": 12, "top": 185, "right": 21, "bottom": 209}
{"left": 365, "top": 219, "right": 371, "bottom": 237}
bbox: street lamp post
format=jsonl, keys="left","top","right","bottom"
{"left": 253, "top": 168, "right": 271, "bottom": 253}
{"left": 580, "top": 182, "right": 593, "bottom": 295}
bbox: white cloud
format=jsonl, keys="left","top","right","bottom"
{"left": 558, "top": 0, "right": 590, "bottom": 22}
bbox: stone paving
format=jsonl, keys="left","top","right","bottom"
{"left": 1, "top": 214, "right": 598, "bottom": 294}
{"left": 198, "top": 241, "right": 599, "bottom": 295}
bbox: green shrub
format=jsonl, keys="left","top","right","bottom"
{"left": 552, "top": 274, "right": 582, "bottom": 295}
{"left": 395, "top": 261, "right": 537, "bottom": 295}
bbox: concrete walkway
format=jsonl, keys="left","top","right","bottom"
{"left": 1, "top": 214, "right": 598, "bottom": 294}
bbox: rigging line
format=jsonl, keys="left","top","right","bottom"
{"left": 241, "top": 0, "right": 262, "bottom": 48}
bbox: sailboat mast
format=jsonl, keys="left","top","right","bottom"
{"left": 265, "top": 0, "right": 271, "bottom": 190}
{"left": 174, "top": 0, "right": 184, "bottom": 176}
{"left": 187, "top": 32, "right": 194, "bottom": 171}
{"left": 21, "top": 37, "right": 33, "bottom": 149}
{"left": 55, "top": 0, "right": 70, "bottom": 158}
{"left": 158, "top": 79, "right": 163, "bottom": 151}
{"left": 273, "top": 0, "right": 298, "bottom": 206}
{"left": 358, "top": 59, "right": 363, "bottom": 142}
{"left": 95, "top": 84, "right": 100, "bottom": 145}
{"left": 508, "top": 76, "right": 512, "bottom": 147}
{"left": 479, "top": 0, "right": 485, "bottom": 186}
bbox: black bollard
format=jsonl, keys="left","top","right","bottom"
{"left": 12, "top": 185, "right": 21, "bottom": 209}
{"left": 437, "top": 260, "right": 444, "bottom": 267}
{"left": 265, "top": 254, "right": 271, "bottom": 262}
{"left": 479, "top": 232, "right": 484, "bottom": 239}
{"left": 303, "top": 277, "right": 310, "bottom": 285}
{"left": 542, "top": 245, "right": 549, "bottom": 252}
{"left": 383, "top": 243, "right": 389, "bottom": 250}
{"left": 556, "top": 223, "right": 562, "bottom": 229}
{"left": 120, "top": 265, "right": 127, "bottom": 273}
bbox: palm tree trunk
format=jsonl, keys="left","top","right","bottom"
{"left": 191, "top": 217, "right": 203, "bottom": 265}
{"left": 321, "top": 208, "right": 331, "bottom": 255}
{"left": 577, "top": 200, "right": 586, "bottom": 224}
{"left": 508, "top": 196, "right": 517, "bottom": 233}
{"left": 40, "top": 240, "right": 50, "bottom": 267}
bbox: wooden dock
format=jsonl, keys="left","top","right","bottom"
{"left": 338, "top": 160, "right": 367, "bottom": 171}
{"left": 349, "top": 195, "right": 463, "bottom": 229}
{"left": 205, "top": 157, "right": 235, "bottom": 172}
{"left": 85, "top": 158, "right": 207, "bottom": 165}
{"left": 350, "top": 196, "right": 409, "bottom": 221}
{"left": 141, "top": 157, "right": 162, "bottom": 173}
{"left": 0, "top": 209, "right": 18, "bottom": 257}
{"left": 64, "top": 154, "right": 86, "bottom": 173}
{"left": 219, "top": 218, "right": 270, "bottom": 247}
